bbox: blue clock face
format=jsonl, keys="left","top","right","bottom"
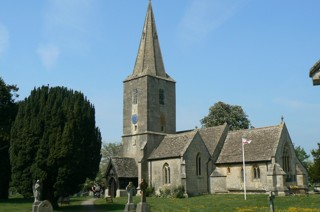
{"left": 131, "top": 114, "right": 138, "bottom": 124}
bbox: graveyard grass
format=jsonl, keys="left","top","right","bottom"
{"left": 0, "top": 194, "right": 319, "bottom": 211}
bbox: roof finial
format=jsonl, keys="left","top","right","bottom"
{"left": 281, "top": 115, "right": 284, "bottom": 123}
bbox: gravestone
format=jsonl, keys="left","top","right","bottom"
{"left": 124, "top": 182, "right": 136, "bottom": 212}
{"left": 32, "top": 180, "right": 53, "bottom": 212}
{"left": 32, "top": 200, "right": 53, "bottom": 212}
{"left": 136, "top": 179, "right": 150, "bottom": 212}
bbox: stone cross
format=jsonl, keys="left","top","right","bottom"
{"left": 268, "top": 191, "right": 275, "bottom": 212}
{"left": 126, "top": 182, "right": 135, "bottom": 204}
{"left": 139, "top": 179, "right": 148, "bottom": 203}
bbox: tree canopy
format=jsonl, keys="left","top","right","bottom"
{"left": 309, "top": 143, "right": 320, "bottom": 183}
{"left": 99, "top": 142, "right": 122, "bottom": 175}
{"left": 0, "top": 77, "right": 18, "bottom": 199}
{"left": 294, "top": 144, "right": 311, "bottom": 169}
{"left": 10, "top": 86, "right": 101, "bottom": 207}
{"left": 201, "top": 101, "right": 251, "bottom": 130}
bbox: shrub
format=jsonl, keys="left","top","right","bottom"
{"left": 172, "top": 185, "right": 185, "bottom": 198}
{"left": 158, "top": 185, "right": 185, "bottom": 198}
{"left": 145, "top": 186, "right": 155, "bottom": 197}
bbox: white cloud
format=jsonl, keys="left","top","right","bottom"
{"left": 37, "top": 44, "right": 60, "bottom": 70}
{"left": 177, "top": 0, "right": 247, "bottom": 45}
{"left": 0, "top": 24, "right": 9, "bottom": 57}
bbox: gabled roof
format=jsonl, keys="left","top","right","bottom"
{"left": 309, "top": 59, "right": 320, "bottom": 85}
{"left": 148, "top": 131, "right": 197, "bottom": 160}
{"left": 198, "top": 124, "right": 228, "bottom": 154}
{"left": 109, "top": 157, "right": 138, "bottom": 178}
{"left": 309, "top": 59, "right": 320, "bottom": 77}
{"left": 126, "top": 1, "right": 174, "bottom": 82}
{"left": 216, "top": 124, "right": 283, "bottom": 164}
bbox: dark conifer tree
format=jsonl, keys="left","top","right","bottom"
{"left": 0, "top": 77, "right": 18, "bottom": 199}
{"left": 10, "top": 86, "right": 101, "bottom": 207}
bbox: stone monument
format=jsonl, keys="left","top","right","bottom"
{"left": 124, "top": 181, "right": 136, "bottom": 212}
{"left": 32, "top": 180, "right": 53, "bottom": 212}
{"left": 33, "top": 180, "right": 41, "bottom": 203}
{"left": 136, "top": 179, "right": 150, "bottom": 212}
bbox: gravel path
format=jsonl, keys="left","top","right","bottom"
{"left": 81, "top": 198, "right": 96, "bottom": 212}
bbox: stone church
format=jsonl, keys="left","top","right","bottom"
{"left": 105, "top": 1, "right": 308, "bottom": 197}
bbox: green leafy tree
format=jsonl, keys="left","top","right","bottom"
{"left": 309, "top": 143, "right": 320, "bottom": 183}
{"left": 10, "top": 86, "right": 101, "bottom": 207}
{"left": 294, "top": 144, "right": 311, "bottom": 169}
{"left": 201, "top": 101, "right": 251, "bottom": 130}
{"left": 0, "top": 77, "right": 18, "bottom": 199}
{"left": 99, "top": 142, "right": 122, "bottom": 175}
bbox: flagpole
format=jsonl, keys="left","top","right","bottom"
{"left": 242, "top": 141, "right": 247, "bottom": 200}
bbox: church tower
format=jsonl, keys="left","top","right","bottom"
{"left": 122, "top": 1, "right": 176, "bottom": 181}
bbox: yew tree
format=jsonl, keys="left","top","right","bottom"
{"left": 201, "top": 101, "right": 251, "bottom": 130}
{"left": 10, "top": 86, "right": 101, "bottom": 207}
{"left": 0, "top": 77, "right": 18, "bottom": 199}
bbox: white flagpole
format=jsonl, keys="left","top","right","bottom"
{"left": 242, "top": 140, "right": 247, "bottom": 200}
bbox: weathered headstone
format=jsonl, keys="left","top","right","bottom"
{"left": 124, "top": 182, "right": 136, "bottom": 212}
{"left": 136, "top": 179, "right": 150, "bottom": 212}
{"left": 33, "top": 200, "right": 53, "bottom": 212}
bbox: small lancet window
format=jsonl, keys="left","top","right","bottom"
{"left": 163, "top": 163, "right": 170, "bottom": 184}
{"left": 241, "top": 168, "right": 244, "bottom": 182}
{"left": 132, "top": 89, "right": 138, "bottom": 104}
{"left": 253, "top": 165, "right": 260, "bottom": 179}
{"left": 196, "top": 153, "right": 201, "bottom": 176}
{"left": 227, "top": 167, "right": 231, "bottom": 174}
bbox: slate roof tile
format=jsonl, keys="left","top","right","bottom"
{"left": 111, "top": 157, "right": 138, "bottom": 178}
{"left": 148, "top": 131, "right": 197, "bottom": 160}
{"left": 216, "top": 125, "right": 282, "bottom": 164}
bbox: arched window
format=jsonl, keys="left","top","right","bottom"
{"left": 282, "top": 144, "right": 292, "bottom": 181}
{"left": 227, "top": 167, "right": 231, "bottom": 174}
{"left": 253, "top": 165, "right": 260, "bottom": 179}
{"left": 282, "top": 145, "right": 291, "bottom": 173}
{"left": 163, "top": 163, "right": 170, "bottom": 184}
{"left": 196, "top": 153, "right": 201, "bottom": 176}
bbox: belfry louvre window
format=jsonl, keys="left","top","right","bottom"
{"left": 132, "top": 89, "right": 138, "bottom": 104}
{"left": 196, "top": 153, "right": 201, "bottom": 176}
{"left": 163, "top": 163, "right": 170, "bottom": 184}
{"left": 159, "top": 89, "right": 165, "bottom": 105}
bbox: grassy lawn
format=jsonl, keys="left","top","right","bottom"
{"left": 0, "top": 194, "right": 319, "bottom": 212}
{"left": 96, "top": 194, "right": 320, "bottom": 212}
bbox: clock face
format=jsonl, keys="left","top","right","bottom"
{"left": 131, "top": 114, "right": 138, "bottom": 124}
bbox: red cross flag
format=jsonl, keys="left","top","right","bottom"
{"left": 242, "top": 138, "right": 252, "bottom": 145}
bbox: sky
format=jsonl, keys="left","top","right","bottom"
{"left": 0, "top": 0, "right": 319, "bottom": 155}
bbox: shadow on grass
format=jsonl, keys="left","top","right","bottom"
{"left": 0, "top": 198, "right": 33, "bottom": 204}
{"left": 57, "top": 203, "right": 124, "bottom": 212}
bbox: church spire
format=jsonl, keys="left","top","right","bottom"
{"left": 130, "top": 1, "right": 170, "bottom": 79}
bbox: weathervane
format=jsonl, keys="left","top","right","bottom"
{"left": 281, "top": 115, "right": 284, "bottom": 123}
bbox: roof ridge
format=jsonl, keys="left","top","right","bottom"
{"left": 229, "top": 124, "right": 280, "bottom": 134}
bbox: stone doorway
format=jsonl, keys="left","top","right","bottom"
{"left": 108, "top": 177, "right": 117, "bottom": 198}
